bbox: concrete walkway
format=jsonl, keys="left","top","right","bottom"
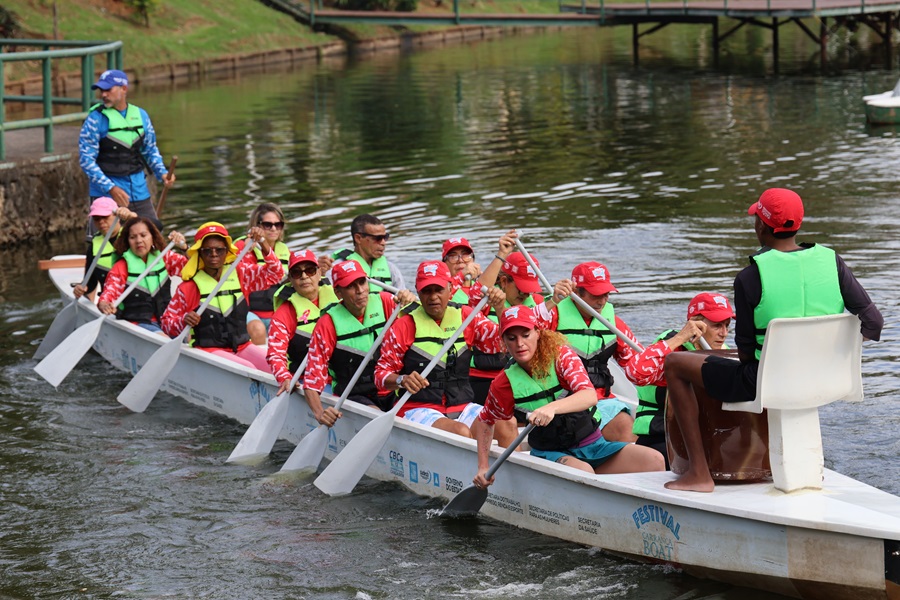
{"left": 2, "top": 125, "right": 80, "bottom": 165}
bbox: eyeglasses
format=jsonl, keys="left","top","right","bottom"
{"left": 358, "top": 232, "right": 390, "bottom": 243}
{"left": 445, "top": 251, "right": 473, "bottom": 263}
{"left": 200, "top": 247, "right": 228, "bottom": 257}
{"left": 290, "top": 265, "right": 318, "bottom": 279}
{"left": 259, "top": 221, "right": 285, "bottom": 230}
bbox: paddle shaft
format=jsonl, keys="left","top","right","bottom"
{"left": 389, "top": 290, "right": 491, "bottom": 417}
{"left": 155, "top": 156, "right": 178, "bottom": 218}
{"left": 485, "top": 423, "right": 534, "bottom": 481}
{"left": 333, "top": 301, "right": 405, "bottom": 413}
{"left": 366, "top": 278, "right": 399, "bottom": 295}
{"left": 109, "top": 241, "right": 176, "bottom": 307}
{"left": 513, "top": 236, "right": 641, "bottom": 353}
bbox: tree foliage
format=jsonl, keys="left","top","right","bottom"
{"left": 123, "top": 0, "right": 161, "bottom": 27}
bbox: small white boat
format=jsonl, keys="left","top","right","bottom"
{"left": 864, "top": 79, "right": 900, "bottom": 125}
{"left": 41, "top": 255, "right": 900, "bottom": 600}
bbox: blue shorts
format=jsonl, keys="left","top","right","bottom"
{"left": 595, "top": 398, "right": 631, "bottom": 430}
{"left": 530, "top": 433, "right": 628, "bottom": 466}
{"left": 403, "top": 403, "right": 483, "bottom": 428}
{"left": 246, "top": 312, "right": 271, "bottom": 329}
{"left": 137, "top": 322, "right": 162, "bottom": 333}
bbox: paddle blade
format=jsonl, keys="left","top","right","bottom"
{"left": 116, "top": 338, "right": 182, "bottom": 413}
{"left": 33, "top": 301, "right": 76, "bottom": 360}
{"left": 313, "top": 411, "right": 395, "bottom": 496}
{"left": 280, "top": 425, "right": 329, "bottom": 474}
{"left": 226, "top": 392, "right": 290, "bottom": 465}
{"left": 440, "top": 484, "right": 488, "bottom": 519}
{"left": 33, "top": 316, "right": 105, "bottom": 388}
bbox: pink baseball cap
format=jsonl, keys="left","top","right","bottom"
{"left": 571, "top": 262, "right": 617, "bottom": 295}
{"left": 499, "top": 304, "right": 538, "bottom": 334}
{"left": 89, "top": 197, "right": 118, "bottom": 217}
{"left": 416, "top": 260, "right": 452, "bottom": 291}
{"left": 332, "top": 259, "right": 367, "bottom": 288}
{"left": 289, "top": 249, "right": 318, "bottom": 270}
{"left": 687, "top": 293, "right": 735, "bottom": 322}
{"left": 501, "top": 252, "right": 542, "bottom": 294}
{"left": 748, "top": 188, "right": 804, "bottom": 233}
{"left": 442, "top": 237, "right": 474, "bottom": 260}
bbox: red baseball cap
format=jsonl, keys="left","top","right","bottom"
{"left": 332, "top": 259, "right": 367, "bottom": 288}
{"left": 501, "top": 252, "right": 542, "bottom": 294}
{"left": 442, "top": 237, "right": 473, "bottom": 260}
{"left": 571, "top": 262, "right": 617, "bottom": 295}
{"left": 748, "top": 188, "right": 804, "bottom": 233}
{"left": 687, "top": 293, "right": 735, "bottom": 322}
{"left": 288, "top": 249, "right": 318, "bottom": 270}
{"left": 499, "top": 304, "right": 537, "bottom": 334}
{"left": 416, "top": 260, "right": 452, "bottom": 291}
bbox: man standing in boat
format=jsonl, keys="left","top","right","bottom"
{"left": 79, "top": 69, "right": 175, "bottom": 232}
{"left": 301, "top": 260, "right": 416, "bottom": 426}
{"left": 625, "top": 293, "right": 736, "bottom": 466}
{"left": 331, "top": 214, "right": 405, "bottom": 293}
{"left": 374, "top": 260, "right": 518, "bottom": 444}
{"left": 664, "top": 188, "right": 883, "bottom": 493}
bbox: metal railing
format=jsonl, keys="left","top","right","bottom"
{"left": 0, "top": 39, "right": 123, "bottom": 161}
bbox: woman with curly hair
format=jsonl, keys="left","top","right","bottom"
{"left": 97, "top": 217, "right": 187, "bottom": 333}
{"left": 471, "top": 305, "right": 664, "bottom": 489}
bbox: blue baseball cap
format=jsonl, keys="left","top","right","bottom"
{"left": 91, "top": 69, "right": 129, "bottom": 90}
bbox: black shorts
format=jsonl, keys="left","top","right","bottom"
{"left": 701, "top": 355, "right": 758, "bottom": 404}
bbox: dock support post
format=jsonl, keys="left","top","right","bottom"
{"left": 820, "top": 17, "right": 827, "bottom": 65}
{"left": 632, "top": 23, "right": 639, "bottom": 64}
{"left": 772, "top": 17, "right": 779, "bottom": 73}
{"left": 713, "top": 18, "right": 719, "bottom": 66}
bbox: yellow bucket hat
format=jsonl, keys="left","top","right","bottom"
{"left": 181, "top": 221, "right": 239, "bottom": 281}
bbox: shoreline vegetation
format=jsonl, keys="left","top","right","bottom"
{"left": 0, "top": 0, "right": 551, "bottom": 88}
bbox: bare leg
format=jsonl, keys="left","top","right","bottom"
{"left": 601, "top": 411, "right": 638, "bottom": 443}
{"left": 247, "top": 320, "right": 267, "bottom": 346}
{"left": 556, "top": 455, "right": 594, "bottom": 474}
{"left": 492, "top": 417, "right": 519, "bottom": 448}
{"left": 663, "top": 352, "right": 715, "bottom": 492}
{"left": 594, "top": 444, "right": 664, "bottom": 474}
{"left": 432, "top": 417, "right": 472, "bottom": 438}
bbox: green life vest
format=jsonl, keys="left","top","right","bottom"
{"left": 505, "top": 358, "right": 597, "bottom": 451}
{"left": 333, "top": 249, "right": 392, "bottom": 289}
{"left": 555, "top": 296, "right": 617, "bottom": 392}
{"left": 116, "top": 249, "right": 171, "bottom": 324}
{"left": 401, "top": 306, "right": 473, "bottom": 408}
{"left": 91, "top": 232, "right": 119, "bottom": 285}
{"left": 449, "top": 287, "right": 469, "bottom": 308}
{"left": 326, "top": 297, "right": 387, "bottom": 399}
{"left": 235, "top": 239, "right": 290, "bottom": 313}
{"left": 92, "top": 103, "right": 145, "bottom": 177}
{"left": 284, "top": 285, "right": 339, "bottom": 373}
{"left": 751, "top": 244, "right": 844, "bottom": 360}
{"left": 190, "top": 269, "right": 249, "bottom": 351}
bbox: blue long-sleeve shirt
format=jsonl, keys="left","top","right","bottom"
{"left": 78, "top": 103, "right": 168, "bottom": 201}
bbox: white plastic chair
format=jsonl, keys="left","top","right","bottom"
{"left": 722, "top": 313, "right": 863, "bottom": 493}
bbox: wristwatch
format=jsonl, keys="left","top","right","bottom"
{"left": 396, "top": 375, "right": 405, "bottom": 388}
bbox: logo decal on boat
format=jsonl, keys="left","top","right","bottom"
{"left": 389, "top": 450, "right": 405, "bottom": 478}
{"left": 410, "top": 461, "right": 419, "bottom": 483}
{"left": 632, "top": 504, "right": 681, "bottom": 540}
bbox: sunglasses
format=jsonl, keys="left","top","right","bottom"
{"left": 259, "top": 220, "right": 285, "bottom": 230}
{"left": 290, "top": 265, "right": 318, "bottom": 279}
{"left": 200, "top": 247, "right": 228, "bottom": 257}
{"left": 358, "top": 232, "right": 390, "bottom": 243}
{"left": 445, "top": 251, "right": 473, "bottom": 262}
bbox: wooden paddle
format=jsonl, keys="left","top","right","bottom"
{"left": 155, "top": 156, "right": 178, "bottom": 218}
{"left": 314, "top": 290, "right": 492, "bottom": 496}
{"left": 225, "top": 354, "right": 309, "bottom": 465}
{"left": 440, "top": 423, "right": 535, "bottom": 519}
{"left": 33, "top": 216, "right": 120, "bottom": 360}
{"left": 34, "top": 241, "right": 177, "bottom": 388}
{"left": 117, "top": 239, "right": 258, "bottom": 413}
{"left": 513, "top": 235, "right": 641, "bottom": 353}
{"left": 38, "top": 257, "right": 86, "bottom": 270}
{"left": 279, "top": 299, "right": 410, "bottom": 474}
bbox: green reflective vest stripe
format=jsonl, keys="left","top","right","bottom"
{"left": 190, "top": 269, "right": 249, "bottom": 350}
{"left": 92, "top": 233, "right": 118, "bottom": 271}
{"left": 333, "top": 249, "right": 392, "bottom": 288}
{"left": 505, "top": 360, "right": 564, "bottom": 413}
{"left": 751, "top": 244, "right": 844, "bottom": 360}
{"left": 285, "top": 285, "right": 339, "bottom": 372}
{"left": 326, "top": 297, "right": 387, "bottom": 397}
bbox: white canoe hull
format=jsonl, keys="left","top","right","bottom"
{"left": 46, "top": 259, "right": 900, "bottom": 600}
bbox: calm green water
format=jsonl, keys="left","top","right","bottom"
{"left": 1, "top": 26, "right": 899, "bottom": 599}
